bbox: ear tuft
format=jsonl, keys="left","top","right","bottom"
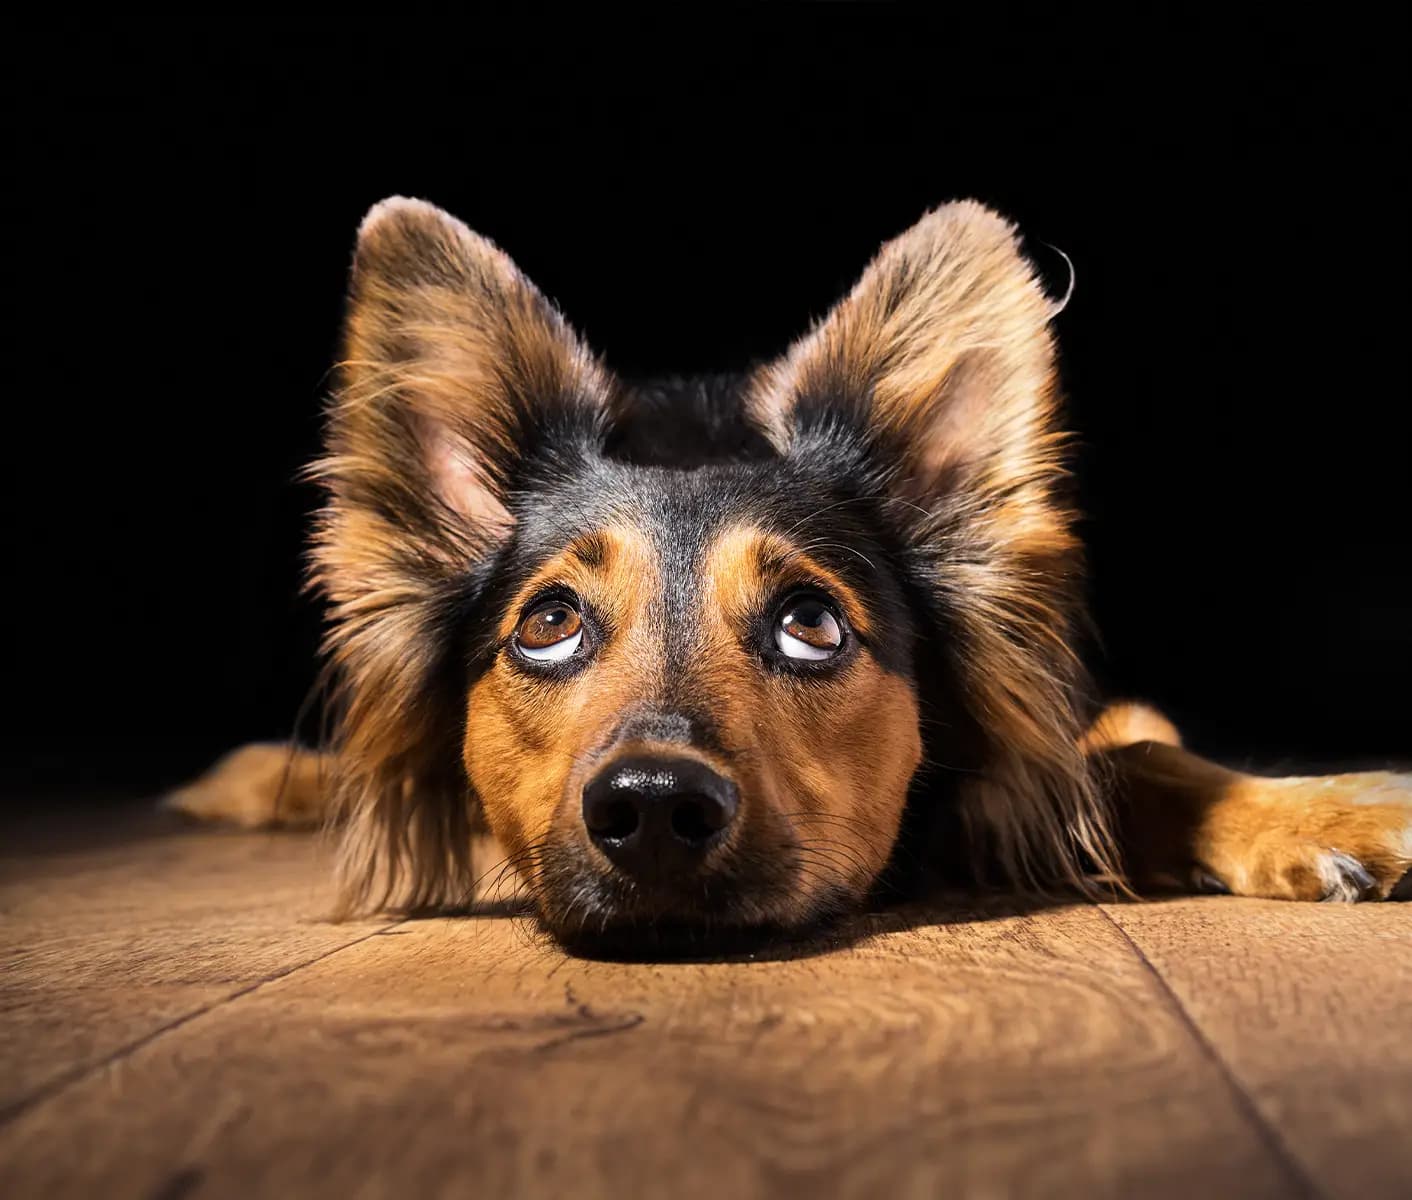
{"left": 357, "top": 194, "right": 446, "bottom": 242}
{"left": 353, "top": 196, "right": 523, "bottom": 297}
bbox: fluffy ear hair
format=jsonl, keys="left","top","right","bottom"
{"left": 311, "top": 197, "right": 615, "bottom": 915}
{"left": 748, "top": 201, "right": 1121, "bottom": 895}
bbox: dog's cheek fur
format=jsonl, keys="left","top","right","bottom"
{"left": 460, "top": 669, "right": 576, "bottom": 888}
{"left": 750, "top": 665, "right": 923, "bottom": 908}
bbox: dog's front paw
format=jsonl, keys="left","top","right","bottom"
{"left": 1198, "top": 771, "right": 1412, "bottom": 902}
{"left": 163, "top": 743, "right": 329, "bottom": 830}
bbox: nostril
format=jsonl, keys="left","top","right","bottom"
{"left": 670, "top": 794, "right": 724, "bottom": 844}
{"left": 586, "top": 797, "right": 639, "bottom": 841}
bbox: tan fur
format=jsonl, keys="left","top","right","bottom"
{"left": 1080, "top": 702, "right": 1183, "bottom": 753}
{"left": 165, "top": 743, "right": 330, "bottom": 829}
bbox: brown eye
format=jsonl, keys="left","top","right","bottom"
{"left": 776, "top": 596, "right": 843, "bottom": 661}
{"left": 516, "top": 601, "right": 584, "bottom": 662}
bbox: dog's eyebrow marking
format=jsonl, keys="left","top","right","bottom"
{"left": 705, "top": 525, "right": 875, "bottom": 639}
{"left": 498, "top": 526, "right": 657, "bottom": 640}
{"left": 567, "top": 531, "right": 608, "bottom": 568}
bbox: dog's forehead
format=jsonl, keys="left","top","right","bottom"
{"left": 512, "top": 458, "right": 845, "bottom": 574}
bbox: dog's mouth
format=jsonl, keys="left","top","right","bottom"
{"left": 548, "top": 913, "right": 843, "bottom": 961}
{"left": 531, "top": 841, "right": 857, "bottom": 959}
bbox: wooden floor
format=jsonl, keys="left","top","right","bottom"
{"left": 2, "top": 807, "right": 1408, "bottom": 1199}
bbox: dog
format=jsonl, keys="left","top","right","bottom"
{"left": 170, "top": 197, "right": 1412, "bottom": 952}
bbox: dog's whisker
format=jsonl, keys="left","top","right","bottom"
{"left": 793, "top": 840, "right": 877, "bottom": 883}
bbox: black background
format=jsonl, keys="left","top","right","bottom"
{"left": 9, "top": 12, "right": 1408, "bottom": 803}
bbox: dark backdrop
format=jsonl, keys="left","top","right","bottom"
{"left": 9, "top": 12, "right": 1408, "bottom": 801}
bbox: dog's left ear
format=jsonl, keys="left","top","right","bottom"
{"left": 747, "top": 200, "right": 1064, "bottom": 525}
{"left": 748, "top": 203, "right": 1118, "bottom": 895}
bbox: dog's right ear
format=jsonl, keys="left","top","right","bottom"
{"left": 312, "top": 197, "right": 616, "bottom": 915}
{"left": 325, "top": 196, "right": 615, "bottom": 562}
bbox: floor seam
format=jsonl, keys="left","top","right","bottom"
{"left": 1095, "top": 904, "right": 1327, "bottom": 1200}
{"left": 0, "top": 917, "right": 405, "bottom": 1129}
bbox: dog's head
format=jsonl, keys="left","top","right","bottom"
{"left": 314, "top": 198, "right": 1115, "bottom": 950}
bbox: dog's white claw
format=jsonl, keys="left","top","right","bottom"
{"left": 1315, "top": 850, "right": 1378, "bottom": 903}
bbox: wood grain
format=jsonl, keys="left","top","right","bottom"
{"left": 1101, "top": 898, "right": 1412, "bottom": 1199}
{"left": 1, "top": 817, "right": 387, "bottom": 1115}
{"left": 2, "top": 812, "right": 1405, "bottom": 1199}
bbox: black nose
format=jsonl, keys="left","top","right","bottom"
{"left": 582, "top": 754, "right": 739, "bottom": 879}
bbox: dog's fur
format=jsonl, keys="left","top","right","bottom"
{"left": 170, "top": 198, "right": 1412, "bottom": 950}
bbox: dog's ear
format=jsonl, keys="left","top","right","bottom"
{"left": 748, "top": 202, "right": 1120, "bottom": 896}
{"left": 747, "top": 200, "right": 1063, "bottom": 516}
{"left": 327, "top": 195, "right": 615, "bottom": 561}
{"left": 312, "top": 197, "right": 616, "bottom": 915}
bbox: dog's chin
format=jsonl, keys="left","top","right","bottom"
{"left": 549, "top": 917, "right": 816, "bottom": 961}
{"left": 534, "top": 866, "right": 855, "bottom": 961}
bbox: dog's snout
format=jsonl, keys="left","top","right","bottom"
{"left": 582, "top": 755, "right": 738, "bottom": 878}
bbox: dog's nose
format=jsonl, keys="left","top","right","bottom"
{"left": 581, "top": 754, "right": 738, "bottom": 878}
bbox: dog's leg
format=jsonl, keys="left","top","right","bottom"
{"left": 1085, "top": 704, "right": 1412, "bottom": 900}
{"left": 164, "top": 743, "right": 332, "bottom": 829}
{"left": 165, "top": 746, "right": 521, "bottom": 909}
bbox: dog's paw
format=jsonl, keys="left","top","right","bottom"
{"left": 163, "top": 743, "right": 328, "bottom": 830}
{"left": 1200, "top": 772, "right": 1412, "bottom": 902}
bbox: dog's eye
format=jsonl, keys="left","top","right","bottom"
{"left": 516, "top": 601, "right": 584, "bottom": 662}
{"left": 775, "top": 596, "right": 844, "bottom": 661}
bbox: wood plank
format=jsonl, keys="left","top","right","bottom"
{"left": 0, "top": 838, "right": 1298, "bottom": 1200}
{"left": 1101, "top": 897, "right": 1412, "bottom": 1200}
{"left": 0, "top": 820, "right": 387, "bottom": 1115}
